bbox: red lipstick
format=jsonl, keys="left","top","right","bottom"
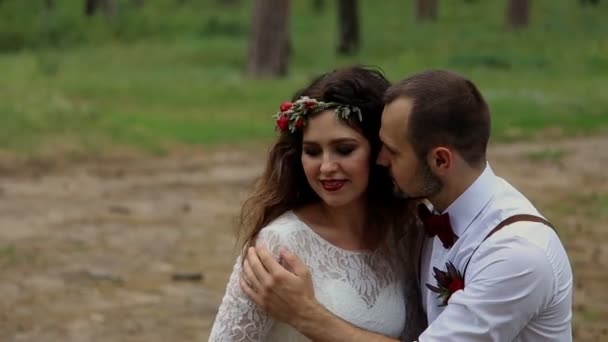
{"left": 321, "top": 180, "right": 346, "bottom": 192}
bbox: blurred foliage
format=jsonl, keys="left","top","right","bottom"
{"left": 0, "top": 0, "right": 607, "bottom": 157}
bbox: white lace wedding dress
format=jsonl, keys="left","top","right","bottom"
{"left": 209, "top": 211, "right": 409, "bottom": 341}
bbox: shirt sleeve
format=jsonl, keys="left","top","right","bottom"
{"left": 208, "top": 228, "right": 283, "bottom": 341}
{"left": 418, "top": 231, "right": 555, "bottom": 341}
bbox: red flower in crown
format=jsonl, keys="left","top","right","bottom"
{"left": 294, "top": 117, "right": 304, "bottom": 129}
{"left": 273, "top": 96, "right": 359, "bottom": 134}
{"left": 276, "top": 115, "right": 289, "bottom": 132}
{"left": 426, "top": 261, "right": 465, "bottom": 307}
{"left": 280, "top": 102, "right": 293, "bottom": 112}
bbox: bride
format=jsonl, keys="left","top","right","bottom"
{"left": 209, "top": 66, "right": 424, "bottom": 341}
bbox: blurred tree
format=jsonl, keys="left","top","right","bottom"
{"left": 337, "top": 0, "right": 359, "bottom": 55}
{"left": 85, "top": 0, "right": 116, "bottom": 19}
{"left": 247, "top": 0, "right": 290, "bottom": 77}
{"left": 218, "top": 0, "right": 241, "bottom": 5}
{"left": 45, "top": 0, "right": 55, "bottom": 10}
{"left": 416, "top": 0, "right": 438, "bottom": 23}
{"left": 580, "top": 0, "right": 600, "bottom": 5}
{"left": 505, "top": 0, "right": 530, "bottom": 30}
{"left": 312, "top": 0, "right": 325, "bottom": 12}
{"left": 130, "top": 0, "right": 145, "bottom": 7}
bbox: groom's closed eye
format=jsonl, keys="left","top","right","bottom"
{"left": 384, "top": 144, "right": 398, "bottom": 156}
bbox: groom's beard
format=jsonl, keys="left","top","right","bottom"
{"left": 394, "top": 161, "right": 442, "bottom": 201}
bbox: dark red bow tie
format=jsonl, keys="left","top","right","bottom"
{"left": 418, "top": 204, "right": 458, "bottom": 249}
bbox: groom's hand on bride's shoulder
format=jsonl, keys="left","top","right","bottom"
{"left": 240, "top": 245, "right": 319, "bottom": 325}
{"left": 241, "top": 246, "right": 399, "bottom": 342}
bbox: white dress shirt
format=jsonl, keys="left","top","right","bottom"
{"left": 418, "top": 164, "right": 573, "bottom": 342}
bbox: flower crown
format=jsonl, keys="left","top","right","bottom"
{"left": 273, "top": 96, "right": 363, "bottom": 133}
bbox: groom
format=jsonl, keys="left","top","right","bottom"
{"left": 240, "top": 70, "right": 573, "bottom": 341}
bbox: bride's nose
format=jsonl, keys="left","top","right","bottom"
{"left": 320, "top": 154, "right": 339, "bottom": 174}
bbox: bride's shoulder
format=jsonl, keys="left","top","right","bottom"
{"left": 258, "top": 211, "right": 304, "bottom": 240}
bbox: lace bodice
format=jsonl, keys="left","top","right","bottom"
{"left": 209, "top": 211, "right": 409, "bottom": 341}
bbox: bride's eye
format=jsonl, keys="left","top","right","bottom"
{"left": 336, "top": 145, "right": 356, "bottom": 156}
{"left": 303, "top": 146, "right": 321, "bottom": 157}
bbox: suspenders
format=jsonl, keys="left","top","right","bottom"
{"left": 419, "top": 214, "right": 555, "bottom": 297}
{"left": 462, "top": 214, "right": 555, "bottom": 279}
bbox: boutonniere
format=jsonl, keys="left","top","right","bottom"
{"left": 426, "top": 261, "right": 464, "bottom": 307}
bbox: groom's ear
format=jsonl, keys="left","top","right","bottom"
{"left": 427, "top": 147, "right": 452, "bottom": 175}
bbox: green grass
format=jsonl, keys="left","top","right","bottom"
{"left": 546, "top": 192, "right": 608, "bottom": 223}
{"left": 526, "top": 148, "right": 567, "bottom": 163}
{"left": 0, "top": 0, "right": 607, "bottom": 157}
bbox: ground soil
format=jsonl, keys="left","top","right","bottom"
{"left": 1, "top": 136, "right": 607, "bottom": 341}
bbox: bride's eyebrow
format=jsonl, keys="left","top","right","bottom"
{"left": 302, "top": 138, "right": 360, "bottom": 145}
{"left": 302, "top": 140, "right": 319, "bottom": 146}
{"left": 329, "top": 138, "right": 359, "bottom": 145}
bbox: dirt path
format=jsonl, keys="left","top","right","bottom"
{"left": 1, "top": 136, "right": 607, "bottom": 341}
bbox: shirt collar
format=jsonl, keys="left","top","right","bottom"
{"left": 442, "top": 163, "right": 496, "bottom": 237}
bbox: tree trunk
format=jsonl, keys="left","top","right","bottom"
{"left": 85, "top": 0, "right": 116, "bottom": 19}
{"left": 579, "top": 0, "right": 600, "bottom": 5}
{"left": 218, "top": 0, "right": 241, "bottom": 5}
{"left": 415, "top": 0, "right": 437, "bottom": 23}
{"left": 85, "top": 0, "right": 96, "bottom": 16}
{"left": 337, "top": 0, "right": 359, "bottom": 55}
{"left": 312, "top": 0, "right": 324, "bottom": 12}
{"left": 45, "top": 0, "right": 55, "bottom": 10}
{"left": 505, "top": 0, "right": 530, "bottom": 30}
{"left": 247, "top": 0, "right": 290, "bottom": 78}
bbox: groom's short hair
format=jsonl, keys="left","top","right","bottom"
{"left": 384, "top": 70, "right": 490, "bottom": 168}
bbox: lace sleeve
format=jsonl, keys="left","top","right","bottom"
{"left": 208, "top": 229, "right": 283, "bottom": 341}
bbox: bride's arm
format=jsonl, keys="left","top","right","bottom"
{"left": 241, "top": 245, "right": 400, "bottom": 342}
{"left": 208, "top": 229, "right": 286, "bottom": 341}
{"left": 208, "top": 254, "right": 274, "bottom": 341}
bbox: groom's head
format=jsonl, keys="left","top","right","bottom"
{"left": 377, "top": 70, "right": 490, "bottom": 205}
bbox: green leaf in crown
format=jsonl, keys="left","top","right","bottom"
{"left": 273, "top": 96, "right": 363, "bottom": 133}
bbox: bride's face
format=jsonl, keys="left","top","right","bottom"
{"left": 301, "top": 110, "right": 371, "bottom": 208}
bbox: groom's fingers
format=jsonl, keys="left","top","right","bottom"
{"left": 279, "top": 248, "right": 309, "bottom": 279}
{"left": 246, "top": 247, "right": 273, "bottom": 286}
{"left": 242, "top": 259, "right": 262, "bottom": 293}
{"left": 256, "top": 245, "right": 285, "bottom": 277}
{"left": 239, "top": 276, "right": 265, "bottom": 309}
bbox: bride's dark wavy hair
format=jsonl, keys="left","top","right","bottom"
{"left": 239, "top": 66, "right": 419, "bottom": 255}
